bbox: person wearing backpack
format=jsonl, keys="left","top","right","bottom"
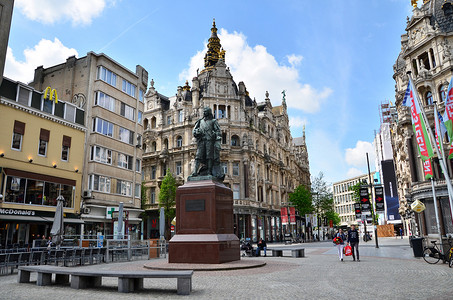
{"left": 333, "top": 228, "right": 346, "bottom": 262}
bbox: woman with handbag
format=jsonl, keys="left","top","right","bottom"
{"left": 333, "top": 228, "right": 346, "bottom": 262}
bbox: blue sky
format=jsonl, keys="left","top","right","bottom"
{"left": 4, "top": 0, "right": 417, "bottom": 185}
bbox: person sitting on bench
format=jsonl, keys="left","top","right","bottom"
{"left": 256, "top": 238, "right": 267, "bottom": 257}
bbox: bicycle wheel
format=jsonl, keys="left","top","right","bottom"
{"left": 423, "top": 247, "right": 441, "bottom": 264}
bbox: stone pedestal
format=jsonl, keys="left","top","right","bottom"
{"left": 168, "top": 179, "right": 240, "bottom": 264}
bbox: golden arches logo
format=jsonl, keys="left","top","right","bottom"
{"left": 43, "top": 86, "right": 58, "bottom": 104}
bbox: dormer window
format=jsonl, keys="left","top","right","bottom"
{"left": 442, "top": 2, "right": 453, "bottom": 16}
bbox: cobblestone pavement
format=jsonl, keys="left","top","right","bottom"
{"left": 1, "top": 237, "right": 452, "bottom": 299}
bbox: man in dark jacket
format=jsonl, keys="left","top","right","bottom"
{"left": 347, "top": 225, "right": 360, "bottom": 262}
{"left": 256, "top": 238, "right": 267, "bottom": 257}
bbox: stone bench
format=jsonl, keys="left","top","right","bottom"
{"left": 268, "top": 247, "right": 305, "bottom": 258}
{"left": 18, "top": 265, "right": 193, "bottom": 295}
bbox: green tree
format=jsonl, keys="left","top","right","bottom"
{"left": 325, "top": 209, "right": 341, "bottom": 226}
{"left": 289, "top": 185, "right": 314, "bottom": 216}
{"left": 159, "top": 171, "right": 177, "bottom": 240}
{"left": 141, "top": 181, "right": 148, "bottom": 208}
{"left": 349, "top": 182, "right": 361, "bottom": 203}
{"left": 311, "top": 172, "right": 336, "bottom": 229}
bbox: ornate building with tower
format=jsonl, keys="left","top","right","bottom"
{"left": 142, "top": 21, "right": 311, "bottom": 242}
{"left": 391, "top": 0, "right": 453, "bottom": 240}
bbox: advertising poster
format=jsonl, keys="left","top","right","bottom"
{"left": 289, "top": 207, "right": 296, "bottom": 225}
{"left": 381, "top": 160, "right": 400, "bottom": 220}
{"left": 281, "top": 207, "right": 288, "bottom": 224}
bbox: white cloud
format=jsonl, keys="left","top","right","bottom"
{"left": 289, "top": 116, "right": 307, "bottom": 129}
{"left": 346, "top": 168, "right": 364, "bottom": 178}
{"left": 179, "top": 29, "right": 332, "bottom": 113}
{"left": 5, "top": 38, "right": 78, "bottom": 83}
{"left": 16, "top": 0, "right": 108, "bottom": 26}
{"left": 287, "top": 54, "right": 303, "bottom": 67}
{"left": 344, "top": 140, "right": 376, "bottom": 168}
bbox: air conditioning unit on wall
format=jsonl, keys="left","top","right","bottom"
{"left": 82, "top": 190, "right": 92, "bottom": 199}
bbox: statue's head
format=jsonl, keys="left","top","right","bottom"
{"left": 203, "top": 107, "right": 213, "bottom": 118}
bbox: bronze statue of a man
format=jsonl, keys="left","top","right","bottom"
{"left": 191, "top": 107, "right": 224, "bottom": 180}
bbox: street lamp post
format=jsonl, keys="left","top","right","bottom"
{"left": 366, "top": 153, "right": 379, "bottom": 248}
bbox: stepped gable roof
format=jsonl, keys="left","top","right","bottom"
{"left": 432, "top": 0, "right": 453, "bottom": 33}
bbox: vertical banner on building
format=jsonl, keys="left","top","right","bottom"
{"left": 281, "top": 207, "right": 288, "bottom": 224}
{"left": 381, "top": 160, "right": 400, "bottom": 221}
{"left": 375, "top": 186, "right": 385, "bottom": 211}
{"left": 360, "top": 187, "right": 371, "bottom": 212}
{"left": 289, "top": 207, "right": 296, "bottom": 225}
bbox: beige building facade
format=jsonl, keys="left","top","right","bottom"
{"left": 0, "top": 77, "right": 85, "bottom": 247}
{"left": 31, "top": 53, "right": 148, "bottom": 239}
{"left": 333, "top": 173, "right": 375, "bottom": 228}
{"left": 142, "top": 21, "right": 310, "bottom": 242}
{"left": 391, "top": 0, "right": 453, "bottom": 239}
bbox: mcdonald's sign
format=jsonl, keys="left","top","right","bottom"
{"left": 43, "top": 86, "right": 58, "bottom": 103}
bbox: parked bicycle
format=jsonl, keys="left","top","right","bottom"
{"left": 422, "top": 238, "right": 453, "bottom": 267}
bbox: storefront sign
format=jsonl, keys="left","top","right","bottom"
{"left": 360, "top": 187, "right": 371, "bottom": 212}
{"left": 44, "top": 86, "right": 58, "bottom": 103}
{"left": 0, "top": 208, "right": 35, "bottom": 216}
{"left": 375, "top": 186, "right": 385, "bottom": 211}
{"left": 281, "top": 207, "right": 288, "bottom": 224}
{"left": 354, "top": 203, "right": 362, "bottom": 219}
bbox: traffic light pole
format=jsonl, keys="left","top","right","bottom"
{"left": 367, "top": 153, "right": 379, "bottom": 248}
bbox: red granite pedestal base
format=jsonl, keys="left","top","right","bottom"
{"left": 168, "top": 179, "right": 240, "bottom": 264}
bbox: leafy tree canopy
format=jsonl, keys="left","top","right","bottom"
{"left": 311, "top": 172, "right": 334, "bottom": 219}
{"left": 349, "top": 182, "right": 362, "bottom": 203}
{"left": 289, "top": 184, "right": 314, "bottom": 215}
{"left": 159, "top": 171, "right": 177, "bottom": 240}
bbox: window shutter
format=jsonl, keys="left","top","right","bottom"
{"left": 120, "top": 102, "right": 125, "bottom": 116}
{"left": 62, "top": 135, "right": 72, "bottom": 147}
{"left": 40, "top": 129, "right": 50, "bottom": 142}
{"left": 14, "top": 120, "right": 25, "bottom": 135}
{"left": 129, "top": 131, "right": 134, "bottom": 144}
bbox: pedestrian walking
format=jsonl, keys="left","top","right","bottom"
{"left": 347, "top": 225, "right": 360, "bottom": 262}
{"left": 399, "top": 227, "right": 403, "bottom": 239}
{"left": 333, "top": 229, "right": 346, "bottom": 262}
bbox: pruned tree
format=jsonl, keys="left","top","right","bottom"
{"left": 158, "top": 171, "right": 177, "bottom": 240}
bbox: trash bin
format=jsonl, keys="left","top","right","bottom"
{"left": 149, "top": 239, "right": 159, "bottom": 258}
{"left": 411, "top": 237, "right": 424, "bottom": 257}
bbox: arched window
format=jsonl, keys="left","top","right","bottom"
{"left": 439, "top": 84, "right": 448, "bottom": 103}
{"left": 151, "top": 141, "right": 156, "bottom": 152}
{"left": 164, "top": 138, "right": 168, "bottom": 149}
{"left": 222, "top": 132, "right": 227, "bottom": 144}
{"left": 231, "top": 135, "right": 240, "bottom": 146}
{"left": 151, "top": 116, "right": 156, "bottom": 128}
{"left": 425, "top": 91, "right": 433, "bottom": 105}
{"left": 176, "top": 136, "right": 183, "bottom": 148}
{"left": 143, "top": 118, "right": 149, "bottom": 129}
{"left": 143, "top": 143, "right": 147, "bottom": 152}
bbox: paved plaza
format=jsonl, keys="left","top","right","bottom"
{"left": 1, "top": 237, "right": 452, "bottom": 299}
